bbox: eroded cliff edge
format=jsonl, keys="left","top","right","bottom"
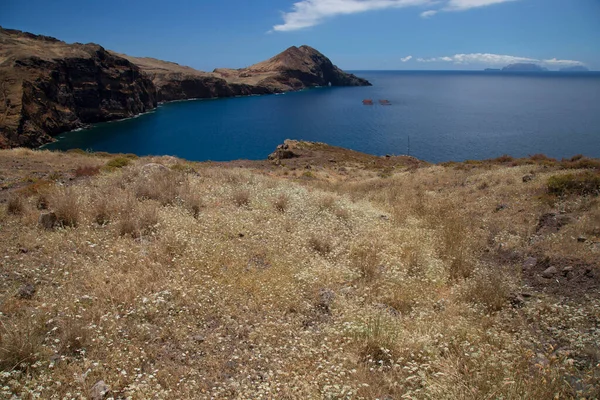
{"left": 0, "top": 28, "right": 371, "bottom": 148}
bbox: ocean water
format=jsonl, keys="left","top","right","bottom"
{"left": 43, "top": 71, "right": 600, "bottom": 163}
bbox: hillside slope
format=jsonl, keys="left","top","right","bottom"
{"left": 0, "top": 143, "right": 598, "bottom": 399}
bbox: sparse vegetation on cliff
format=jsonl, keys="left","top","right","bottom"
{"left": 0, "top": 143, "right": 599, "bottom": 399}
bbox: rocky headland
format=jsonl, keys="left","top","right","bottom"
{"left": 0, "top": 27, "right": 370, "bottom": 148}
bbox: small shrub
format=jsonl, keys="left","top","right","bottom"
{"left": 135, "top": 170, "right": 180, "bottom": 205}
{"left": 492, "top": 155, "right": 515, "bottom": 163}
{"left": 58, "top": 318, "right": 88, "bottom": 357}
{"left": 105, "top": 157, "right": 132, "bottom": 169}
{"left": 93, "top": 152, "right": 113, "bottom": 158}
{"left": 383, "top": 284, "right": 421, "bottom": 315}
{"left": 334, "top": 206, "right": 351, "bottom": 221}
{"left": 47, "top": 171, "right": 62, "bottom": 181}
{"left": 170, "top": 163, "right": 195, "bottom": 173}
{"left": 232, "top": 189, "right": 251, "bottom": 207}
{"left": 547, "top": 171, "right": 600, "bottom": 197}
{"left": 51, "top": 188, "right": 79, "bottom": 227}
{"left": 562, "top": 157, "right": 600, "bottom": 170}
{"left": 16, "top": 179, "right": 53, "bottom": 198}
{"left": 94, "top": 197, "right": 111, "bottom": 225}
{"left": 273, "top": 193, "right": 289, "bottom": 213}
{"left": 179, "top": 185, "right": 204, "bottom": 218}
{"left": 440, "top": 213, "right": 475, "bottom": 279}
{"left": 318, "top": 195, "right": 337, "bottom": 211}
{"left": 350, "top": 242, "right": 381, "bottom": 281}
{"left": 461, "top": 268, "right": 512, "bottom": 312}
{"left": 7, "top": 195, "right": 24, "bottom": 215}
{"left": 118, "top": 203, "right": 158, "bottom": 238}
{"left": 309, "top": 235, "right": 333, "bottom": 256}
{"left": 74, "top": 165, "right": 101, "bottom": 177}
{"left": 529, "top": 153, "right": 556, "bottom": 163}
{"left": 66, "top": 148, "right": 89, "bottom": 156}
{"left": 0, "top": 318, "right": 45, "bottom": 371}
{"left": 302, "top": 171, "right": 314, "bottom": 179}
{"left": 355, "top": 314, "right": 399, "bottom": 365}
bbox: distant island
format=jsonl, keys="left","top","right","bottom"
{"left": 484, "top": 63, "right": 591, "bottom": 72}
{"left": 559, "top": 65, "right": 590, "bottom": 72}
{"left": 502, "top": 63, "right": 548, "bottom": 72}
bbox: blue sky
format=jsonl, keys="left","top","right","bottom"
{"left": 2, "top": 0, "right": 599, "bottom": 71}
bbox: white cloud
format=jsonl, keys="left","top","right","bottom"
{"left": 401, "top": 55, "right": 413, "bottom": 62}
{"left": 444, "top": 0, "right": 519, "bottom": 11}
{"left": 272, "top": 0, "right": 432, "bottom": 32}
{"left": 416, "top": 53, "right": 585, "bottom": 67}
{"left": 420, "top": 10, "right": 438, "bottom": 17}
{"left": 272, "top": 0, "right": 522, "bottom": 31}
{"left": 541, "top": 58, "right": 585, "bottom": 67}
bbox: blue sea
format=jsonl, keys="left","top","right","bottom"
{"left": 43, "top": 71, "right": 600, "bottom": 163}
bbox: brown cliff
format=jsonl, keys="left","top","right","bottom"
{"left": 111, "top": 54, "right": 275, "bottom": 102}
{"left": 0, "top": 28, "right": 371, "bottom": 148}
{"left": 0, "top": 28, "right": 157, "bottom": 148}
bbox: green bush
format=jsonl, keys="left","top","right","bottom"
{"left": 547, "top": 171, "right": 600, "bottom": 196}
{"left": 105, "top": 157, "right": 132, "bottom": 169}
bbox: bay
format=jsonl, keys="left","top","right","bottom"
{"left": 43, "top": 71, "right": 600, "bottom": 163}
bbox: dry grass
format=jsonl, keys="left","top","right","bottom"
{"left": 0, "top": 149, "right": 599, "bottom": 399}
{"left": 6, "top": 195, "right": 24, "bottom": 215}
{"left": 231, "top": 188, "right": 251, "bottom": 207}
{"left": 50, "top": 187, "right": 79, "bottom": 227}
{"left": 350, "top": 241, "right": 381, "bottom": 281}
{"left": 272, "top": 193, "right": 289, "bottom": 212}
{"left": 74, "top": 165, "right": 101, "bottom": 177}
{"left": 0, "top": 318, "right": 46, "bottom": 372}
{"left": 308, "top": 234, "right": 333, "bottom": 256}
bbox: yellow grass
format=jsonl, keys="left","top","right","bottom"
{"left": 0, "top": 149, "right": 598, "bottom": 399}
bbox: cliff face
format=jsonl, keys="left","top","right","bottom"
{"left": 0, "top": 28, "right": 371, "bottom": 148}
{"left": 0, "top": 28, "right": 157, "bottom": 148}
{"left": 111, "top": 54, "right": 277, "bottom": 102}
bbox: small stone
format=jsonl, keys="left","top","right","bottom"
{"left": 522, "top": 174, "right": 535, "bottom": 183}
{"left": 38, "top": 211, "right": 57, "bottom": 230}
{"left": 140, "top": 163, "right": 169, "bottom": 177}
{"left": 339, "top": 286, "right": 355, "bottom": 296}
{"left": 18, "top": 248, "right": 28, "bottom": 254}
{"left": 90, "top": 380, "right": 109, "bottom": 400}
{"left": 522, "top": 257, "right": 538, "bottom": 270}
{"left": 317, "top": 288, "right": 336, "bottom": 313}
{"left": 561, "top": 266, "right": 574, "bottom": 277}
{"left": 192, "top": 335, "right": 205, "bottom": 343}
{"left": 577, "top": 236, "right": 587, "bottom": 243}
{"left": 510, "top": 293, "right": 525, "bottom": 307}
{"left": 542, "top": 266, "right": 558, "bottom": 278}
{"left": 17, "top": 283, "right": 36, "bottom": 299}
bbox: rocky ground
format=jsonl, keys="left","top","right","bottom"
{"left": 0, "top": 143, "right": 599, "bottom": 399}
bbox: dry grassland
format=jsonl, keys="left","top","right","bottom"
{"left": 0, "top": 147, "right": 598, "bottom": 399}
